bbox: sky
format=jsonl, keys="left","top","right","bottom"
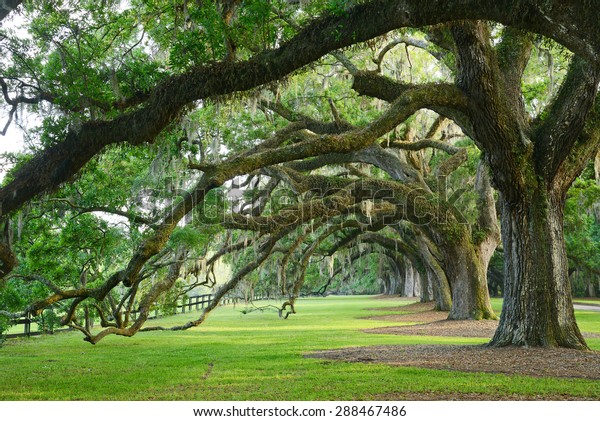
{"left": 0, "top": 9, "right": 28, "bottom": 180}
{"left": 1, "top": 122, "right": 25, "bottom": 153}
{"left": 0, "top": 119, "right": 26, "bottom": 182}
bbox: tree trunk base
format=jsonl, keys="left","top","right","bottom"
{"left": 491, "top": 194, "right": 589, "bottom": 350}
{"left": 488, "top": 327, "right": 588, "bottom": 350}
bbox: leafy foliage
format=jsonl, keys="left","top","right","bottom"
{"left": 0, "top": 1, "right": 599, "bottom": 348}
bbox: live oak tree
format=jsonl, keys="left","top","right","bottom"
{"left": 350, "top": 22, "right": 600, "bottom": 348}
{"left": 452, "top": 23, "right": 599, "bottom": 349}
{"left": 1, "top": 1, "right": 600, "bottom": 348}
{"left": 251, "top": 97, "right": 499, "bottom": 319}
{"left": 3, "top": 0, "right": 600, "bottom": 216}
{"left": 255, "top": 39, "right": 499, "bottom": 315}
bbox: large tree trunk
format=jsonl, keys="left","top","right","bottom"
{"left": 490, "top": 192, "right": 587, "bottom": 349}
{"left": 595, "top": 150, "right": 600, "bottom": 183}
{"left": 381, "top": 271, "right": 401, "bottom": 295}
{"left": 402, "top": 260, "right": 423, "bottom": 298}
{"left": 587, "top": 277, "right": 596, "bottom": 298}
{"left": 431, "top": 267, "right": 452, "bottom": 311}
{"left": 420, "top": 270, "right": 434, "bottom": 303}
{"left": 413, "top": 268, "right": 422, "bottom": 298}
{"left": 391, "top": 265, "right": 403, "bottom": 295}
{"left": 444, "top": 238, "right": 496, "bottom": 320}
{"left": 416, "top": 235, "right": 452, "bottom": 311}
{"left": 403, "top": 261, "right": 416, "bottom": 297}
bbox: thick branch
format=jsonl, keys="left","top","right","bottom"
{"left": 435, "top": 148, "right": 468, "bottom": 178}
{"left": 535, "top": 56, "right": 600, "bottom": 186}
{"left": 0, "top": 0, "right": 21, "bottom": 21}
{"left": 373, "top": 37, "right": 449, "bottom": 71}
{"left": 388, "top": 138, "right": 460, "bottom": 155}
{"left": 351, "top": 71, "right": 474, "bottom": 138}
{"left": 496, "top": 28, "right": 533, "bottom": 107}
{"left": 473, "top": 159, "right": 501, "bottom": 261}
{"left": 48, "top": 198, "right": 157, "bottom": 227}
{"left": 2, "top": 0, "right": 599, "bottom": 216}
{"left": 451, "top": 21, "right": 532, "bottom": 200}
{"left": 287, "top": 144, "right": 421, "bottom": 183}
{"left": 85, "top": 249, "right": 187, "bottom": 344}
{"left": 558, "top": 100, "right": 600, "bottom": 192}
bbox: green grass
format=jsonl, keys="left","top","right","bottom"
{"left": 573, "top": 298, "right": 600, "bottom": 306}
{"left": 1, "top": 295, "right": 599, "bottom": 400}
{"left": 6, "top": 322, "right": 41, "bottom": 335}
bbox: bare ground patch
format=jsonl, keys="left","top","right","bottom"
{"left": 365, "top": 319, "right": 497, "bottom": 337}
{"left": 333, "top": 297, "right": 600, "bottom": 386}
{"left": 363, "top": 310, "right": 448, "bottom": 324}
{"left": 369, "top": 295, "right": 416, "bottom": 301}
{"left": 306, "top": 345, "right": 600, "bottom": 380}
{"left": 364, "top": 301, "right": 436, "bottom": 313}
{"left": 363, "top": 311, "right": 600, "bottom": 339}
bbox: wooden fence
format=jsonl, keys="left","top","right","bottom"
{"left": 5, "top": 293, "right": 266, "bottom": 339}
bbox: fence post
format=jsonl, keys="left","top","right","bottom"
{"left": 24, "top": 314, "right": 31, "bottom": 337}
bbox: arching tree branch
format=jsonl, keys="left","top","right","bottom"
{"left": 2, "top": 0, "right": 599, "bottom": 217}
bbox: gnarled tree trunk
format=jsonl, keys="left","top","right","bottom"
{"left": 403, "top": 261, "right": 416, "bottom": 297}
{"left": 443, "top": 237, "right": 496, "bottom": 320}
{"left": 416, "top": 233, "right": 452, "bottom": 311}
{"left": 490, "top": 191, "right": 586, "bottom": 349}
{"left": 448, "top": 20, "right": 600, "bottom": 347}
{"left": 420, "top": 269, "right": 434, "bottom": 303}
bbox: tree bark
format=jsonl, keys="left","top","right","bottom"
{"left": 387, "top": 262, "right": 403, "bottom": 295}
{"left": 430, "top": 266, "right": 452, "bottom": 312}
{"left": 490, "top": 191, "right": 587, "bottom": 349}
{"left": 420, "top": 270, "right": 434, "bottom": 303}
{"left": 444, "top": 237, "right": 496, "bottom": 320}
{"left": 403, "top": 260, "right": 416, "bottom": 297}
{"left": 595, "top": 150, "right": 600, "bottom": 184}
{"left": 393, "top": 259, "right": 405, "bottom": 296}
{"left": 413, "top": 268, "right": 422, "bottom": 298}
{"left": 587, "top": 277, "right": 596, "bottom": 298}
{"left": 415, "top": 235, "right": 452, "bottom": 311}
{"left": 3, "top": 0, "right": 600, "bottom": 220}
{"left": 0, "top": 0, "right": 21, "bottom": 21}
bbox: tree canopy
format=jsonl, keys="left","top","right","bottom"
{"left": 0, "top": 0, "right": 599, "bottom": 348}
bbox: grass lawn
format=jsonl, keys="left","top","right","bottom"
{"left": 1, "top": 295, "right": 599, "bottom": 400}
{"left": 6, "top": 322, "right": 41, "bottom": 335}
{"left": 573, "top": 298, "right": 600, "bottom": 306}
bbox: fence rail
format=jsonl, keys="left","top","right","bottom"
{"left": 5, "top": 293, "right": 267, "bottom": 339}
{"left": 4, "top": 317, "right": 72, "bottom": 339}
